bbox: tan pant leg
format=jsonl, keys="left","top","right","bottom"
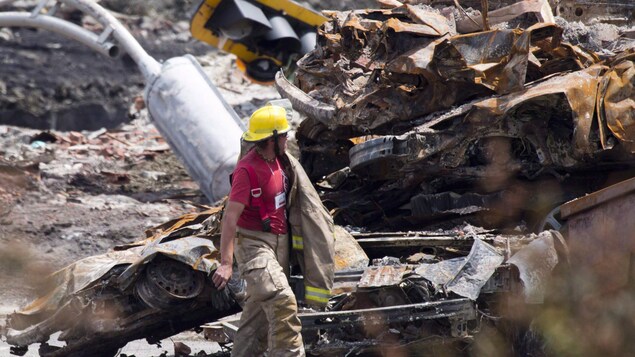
{"left": 232, "top": 230, "right": 305, "bottom": 357}
{"left": 261, "top": 288, "right": 304, "bottom": 357}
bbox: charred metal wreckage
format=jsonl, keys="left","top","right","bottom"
{"left": 3, "top": 206, "right": 564, "bottom": 356}
{"left": 285, "top": 227, "right": 563, "bottom": 355}
{"left": 2, "top": 0, "right": 635, "bottom": 356}
{"left": 4, "top": 208, "right": 241, "bottom": 357}
{"left": 277, "top": 3, "right": 635, "bottom": 232}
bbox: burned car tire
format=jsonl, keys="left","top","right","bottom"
{"left": 134, "top": 255, "right": 206, "bottom": 309}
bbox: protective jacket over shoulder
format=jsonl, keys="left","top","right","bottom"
{"left": 283, "top": 153, "right": 335, "bottom": 307}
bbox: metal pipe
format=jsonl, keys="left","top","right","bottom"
{"left": 62, "top": 0, "right": 241, "bottom": 201}
{"left": 59, "top": 0, "right": 161, "bottom": 80}
{"left": 145, "top": 55, "right": 244, "bottom": 201}
{"left": 0, "top": 12, "right": 118, "bottom": 57}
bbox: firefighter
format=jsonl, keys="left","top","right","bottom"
{"left": 212, "top": 105, "right": 335, "bottom": 356}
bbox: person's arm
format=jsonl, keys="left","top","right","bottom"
{"left": 212, "top": 200, "right": 245, "bottom": 290}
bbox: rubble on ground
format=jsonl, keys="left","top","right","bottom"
{"left": 0, "top": 116, "right": 202, "bottom": 316}
{"left": 3, "top": 204, "right": 564, "bottom": 356}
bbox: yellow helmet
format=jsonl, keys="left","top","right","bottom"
{"left": 242, "top": 105, "right": 290, "bottom": 142}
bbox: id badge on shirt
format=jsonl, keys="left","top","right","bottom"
{"left": 275, "top": 192, "right": 286, "bottom": 209}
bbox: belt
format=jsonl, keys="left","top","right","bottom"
{"left": 236, "top": 227, "right": 287, "bottom": 240}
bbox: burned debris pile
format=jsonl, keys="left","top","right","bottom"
{"left": 277, "top": 2, "right": 635, "bottom": 232}
{"left": 4, "top": 207, "right": 240, "bottom": 357}
{"left": 3, "top": 197, "right": 566, "bottom": 356}
{"left": 297, "top": 226, "right": 564, "bottom": 355}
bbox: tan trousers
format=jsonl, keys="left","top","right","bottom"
{"left": 231, "top": 227, "right": 305, "bottom": 357}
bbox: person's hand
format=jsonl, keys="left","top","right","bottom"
{"left": 212, "top": 264, "right": 233, "bottom": 290}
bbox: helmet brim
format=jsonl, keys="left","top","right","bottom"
{"left": 242, "top": 126, "right": 290, "bottom": 142}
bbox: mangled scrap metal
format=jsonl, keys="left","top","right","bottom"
{"left": 415, "top": 238, "right": 504, "bottom": 300}
{"left": 4, "top": 207, "right": 239, "bottom": 357}
{"left": 386, "top": 0, "right": 635, "bottom": 26}
{"left": 278, "top": 8, "right": 601, "bottom": 133}
{"left": 277, "top": 3, "right": 635, "bottom": 230}
{"left": 205, "top": 226, "right": 564, "bottom": 354}
{"left": 3, "top": 201, "right": 564, "bottom": 356}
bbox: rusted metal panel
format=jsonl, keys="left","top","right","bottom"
{"left": 557, "top": 0, "right": 635, "bottom": 25}
{"left": 562, "top": 177, "right": 635, "bottom": 293}
{"left": 560, "top": 176, "right": 635, "bottom": 219}
{"left": 402, "top": 0, "right": 635, "bottom": 25}
{"left": 334, "top": 225, "right": 370, "bottom": 272}
{"left": 602, "top": 58, "right": 635, "bottom": 152}
{"left": 455, "top": 0, "right": 550, "bottom": 33}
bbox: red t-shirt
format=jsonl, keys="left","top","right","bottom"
{"left": 229, "top": 149, "right": 288, "bottom": 234}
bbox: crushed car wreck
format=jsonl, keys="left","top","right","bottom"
{"left": 277, "top": 3, "right": 635, "bottom": 232}
{"left": 3, "top": 208, "right": 239, "bottom": 357}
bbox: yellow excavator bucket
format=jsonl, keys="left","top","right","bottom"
{"left": 190, "top": 0, "right": 327, "bottom": 83}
